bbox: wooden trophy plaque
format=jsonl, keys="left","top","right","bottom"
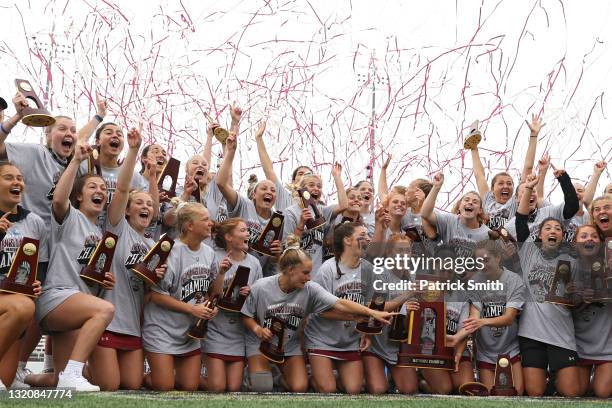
{"left": 131, "top": 234, "right": 174, "bottom": 286}
{"left": 251, "top": 211, "right": 284, "bottom": 257}
{"left": 15, "top": 79, "right": 55, "bottom": 127}
{"left": 545, "top": 260, "right": 574, "bottom": 306}
{"left": 0, "top": 238, "right": 39, "bottom": 298}
{"left": 80, "top": 232, "right": 118, "bottom": 285}
{"left": 260, "top": 316, "right": 286, "bottom": 364}
{"left": 217, "top": 266, "right": 251, "bottom": 312}
{"left": 491, "top": 354, "right": 518, "bottom": 396}
{"left": 463, "top": 119, "right": 482, "bottom": 150}
{"left": 157, "top": 157, "right": 180, "bottom": 199}
{"left": 187, "top": 294, "right": 219, "bottom": 339}
{"left": 589, "top": 260, "right": 612, "bottom": 303}
{"left": 87, "top": 147, "right": 102, "bottom": 176}
{"left": 356, "top": 292, "right": 385, "bottom": 335}
{"left": 297, "top": 188, "right": 326, "bottom": 230}
{"left": 397, "top": 275, "right": 454, "bottom": 370}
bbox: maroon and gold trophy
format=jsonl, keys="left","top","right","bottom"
{"left": 397, "top": 275, "right": 454, "bottom": 370}
{"left": 356, "top": 292, "right": 386, "bottom": 335}
{"left": 589, "top": 260, "right": 612, "bottom": 303}
{"left": 80, "top": 232, "right": 118, "bottom": 285}
{"left": 204, "top": 112, "right": 230, "bottom": 144}
{"left": 131, "top": 234, "right": 174, "bottom": 286}
{"left": 389, "top": 309, "right": 409, "bottom": 342}
{"left": 490, "top": 354, "right": 518, "bottom": 396}
{"left": 545, "top": 260, "right": 574, "bottom": 306}
{"left": 0, "top": 238, "right": 39, "bottom": 298}
{"left": 459, "top": 381, "right": 490, "bottom": 397}
{"left": 251, "top": 211, "right": 284, "bottom": 257}
{"left": 463, "top": 119, "right": 481, "bottom": 150}
{"left": 87, "top": 147, "right": 102, "bottom": 176}
{"left": 217, "top": 266, "right": 250, "bottom": 312}
{"left": 297, "top": 188, "right": 326, "bottom": 230}
{"left": 260, "top": 316, "right": 286, "bottom": 364}
{"left": 157, "top": 157, "right": 180, "bottom": 199}
{"left": 15, "top": 79, "right": 55, "bottom": 127}
{"left": 187, "top": 294, "right": 219, "bottom": 340}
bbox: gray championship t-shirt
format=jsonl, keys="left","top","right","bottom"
{"left": 241, "top": 276, "right": 338, "bottom": 357}
{"left": 436, "top": 211, "right": 491, "bottom": 259}
{"left": 283, "top": 203, "right": 335, "bottom": 277}
{"left": 470, "top": 269, "right": 525, "bottom": 364}
{"left": 517, "top": 242, "right": 577, "bottom": 350}
{"left": 202, "top": 251, "right": 263, "bottom": 356}
{"left": 142, "top": 240, "right": 217, "bottom": 354}
{"left": 504, "top": 203, "right": 564, "bottom": 242}
{"left": 35, "top": 206, "right": 102, "bottom": 322}
{"left": 102, "top": 218, "right": 154, "bottom": 337}
{"left": 96, "top": 165, "right": 149, "bottom": 229}
{"left": 305, "top": 258, "right": 375, "bottom": 352}
{"left": 274, "top": 180, "right": 298, "bottom": 212}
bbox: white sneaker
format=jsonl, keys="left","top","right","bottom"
{"left": 57, "top": 371, "right": 100, "bottom": 392}
{"left": 0, "top": 380, "right": 6, "bottom": 390}
{"left": 11, "top": 367, "right": 32, "bottom": 389}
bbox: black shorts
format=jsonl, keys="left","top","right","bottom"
{"left": 519, "top": 336, "right": 578, "bottom": 372}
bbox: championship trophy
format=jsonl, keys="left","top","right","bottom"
{"left": 605, "top": 238, "right": 612, "bottom": 282}
{"left": 397, "top": 275, "right": 454, "bottom": 370}
{"left": 545, "top": 260, "right": 574, "bottom": 306}
{"left": 87, "top": 147, "right": 102, "bottom": 176}
{"left": 0, "top": 238, "right": 39, "bottom": 298}
{"left": 131, "top": 234, "right": 174, "bottom": 286}
{"left": 490, "top": 354, "right": 518, "bottom": 396}
{"left": 588, "top": 260, "right": 612, "bottom": 303}
{"left": 251, "top": 212, "right": 284, "bottom": 257}
{"left": 356, "top": 292, "right": 386, "bottom": 335}
{"left": 157, "top": 157, "right": 180, "bottom": 199}
{"left": 463, "top": 120, "right": 482, "bottom": 150}
{"left": 204, "top": 112, "right": 230, "bottom": 144}
{"left": 217, "top": 266, "right": 251, "bottom": 312}
{"left": 187, "top": 294, "right": 219, "bottom": 339}
{"left": 15, "top": 79, "right": 55, "bottom": 127}
{"left": 80, "top": 232, "right": 118, "bottom": 285}
{"left": 297, "top": 188, "right": 326, "bottom": 230}
{"left": 388, "top": 308, "right": 409, "bottom": 342}
{"left": 459, "top": 381, "right": 490, "bottom": 397}
{"left": 260, "top": 316, "right": 286, "bottom": 364}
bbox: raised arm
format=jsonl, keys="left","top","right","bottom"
{"left": 255, "top": 121, "right": 279, "bottom": 184}
{"left": 584, "top": 161, "right": 606, "bottom": 208}
{"left": 420, "top": 172, "right": 443, "bottom": 226}
{"left": 216, "top": 132, "right": 239, "bottom": 209}
{"left": 77, "top": 93, "right": 107, "bottom": 143}
{"left": 52, "top": 142, "right": 92, "bottom": 222}
{"left": 520, "top": 114, "right": 545, "bottom": 182}
{"left": 470, "top": 147, "right": 490, "bottom": 197}
{"left": 331, "top": 162, "right": 348, "bottom": 217}
{"left": 0, "top": 93, "right": 28, "bottom": 158}
{"left": 554, "top": 169, "right": 579, "bottom": 220}
{"left": 377, "top": 154, "right": 391, "bottom": 201}
{"left": 535, "top": 154, "right": 549, "bottom": 207}
{"left": 516, "top": 174, "right": 538, "bottom": 242}
{"left": 107, "top": 128, "right": 141, "bottom": 227}
{"left": 202, "top": 123, "right": 215, "bottom": 171}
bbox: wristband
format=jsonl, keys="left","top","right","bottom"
{"left": 94, "top": 114, "right": 104, "bottom": 123}
{"left": 0, "top": 123, "right": 10, "bottom": 135}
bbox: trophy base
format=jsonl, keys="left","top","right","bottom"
{"left": 463, "top": 132, "right": 482, "bottom": 150}
{"left": 355, "top": 324, "right": 383, "bottom": 335}
{"left": 0, "top": 280, "right": 35, "bottom": 298}
{"left": 131, "top": 266, "right": 160, "bottom": 287}
{"left": 217, "top": 299, "right": 243, "bottom": 313}
{"left": 491, "top": 386, "right": 518, "bottom": 396}
{"left": 187, "top": 322, "right": 207, "bottom": 340}
{"left": 396, "top": 349, "right": 455, "bottom": 370}
{"left": 22, "top": 112, "right": 56, "bottom": 128}
{"left": 388, "top": 333, "right": 409, "bottom": 342}
{"left": 80, "top": 271, "right": 106, "bottom": 286}
{"left": 305, "top": 218, "right": 326, "bottom": 230}
{"left": 214, "top": 127, "right": 229, "bottom": 144}
{"left": 459, "top": 382, "right": 490, "bottom": 396}
{"left": 260, "top": 345, "right": 285, "bottom": 364}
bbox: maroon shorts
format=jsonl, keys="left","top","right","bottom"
{"left": 308, "top": 349, "right": 361, "bottom": 361}
{"left": 205, "top": 353, "right": 245, "bottom": 363}
{"left": 578, "top": 358, "right": 612, "bottom": 367}
{"left": 98, "top": 331, "right": 142, "bottom": 351}
{"left": 175, "top": 349, "right": 201, "bottom": 358}
{"left": 477, "top": 354, "right": 521, "bottom": 370}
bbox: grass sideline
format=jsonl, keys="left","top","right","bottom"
{"left": 2, "top": 392, "right": 610, "bottom": 408}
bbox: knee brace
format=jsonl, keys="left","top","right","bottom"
{"left": 249, "top": 371, "right": 273, "bottom": 393}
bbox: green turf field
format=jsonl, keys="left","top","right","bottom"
{"left": 2, "top": 392, "right": 610, "bottom": 408}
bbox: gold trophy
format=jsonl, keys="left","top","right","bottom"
{"left": 204, "top": 112, "right": 229, "bottom": 144}
{"left": 15, "top": 79, "right": 55, "bottom": 127}
{"left": 463, "top": 120, "right": 481, "bottom": 150}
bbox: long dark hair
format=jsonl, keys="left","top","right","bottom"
{"left": 333, "top": 222, "right": 361, "bottom": 279}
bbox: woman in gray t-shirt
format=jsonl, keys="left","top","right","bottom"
{"left": 240, "top": 236, "right": 396, "bottom": 393}
{"left": 87, "top": 130, "right": 160, "bottom": 391}
{"left": 201, "top": 218, "right": 263, "bottom": 392}
{"left": 34, "top": 141, "right": 116, "bottom": 392}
